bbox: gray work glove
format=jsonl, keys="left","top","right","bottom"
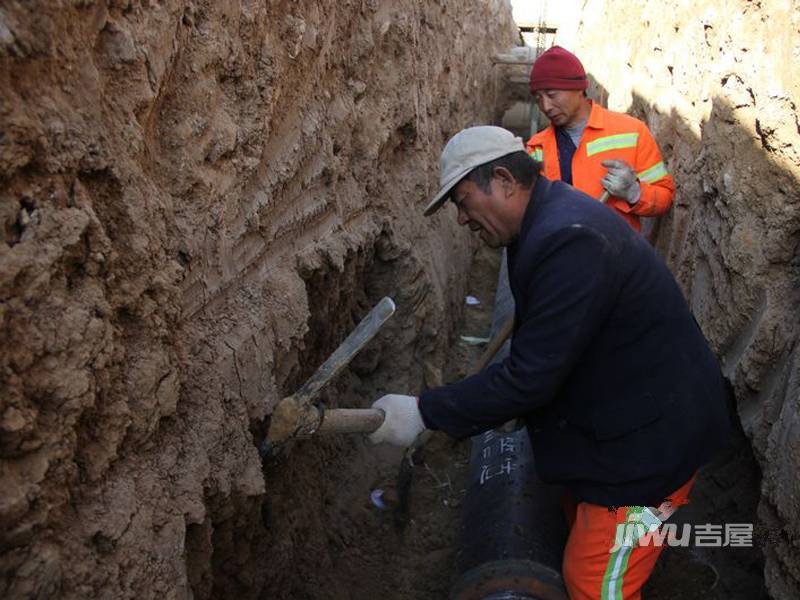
{"left": 368, "top": 394, "right": 426, "bottom": 447}
{"left": 601, "top": 159, "right": 641, "bottom": 205}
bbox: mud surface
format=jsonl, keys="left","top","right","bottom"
{"left": 0, "top": 1, "right": 518, "bottom": 597}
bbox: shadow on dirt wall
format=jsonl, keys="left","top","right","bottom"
{"left": 583, "top": 81, "right": 799, "bottom": 599}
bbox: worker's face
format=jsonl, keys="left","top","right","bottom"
{"left": 450, "top": 173, "right": 517, "bottom": 248}
{"left": 533, "top": 89, "right": 586, "bottom": 128}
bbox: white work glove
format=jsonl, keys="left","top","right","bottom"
{"left": 368, "top": 394, "right": 426, "bottom": 447}
{"left": 601, "top": 159, "right": 641, "bottom": 205}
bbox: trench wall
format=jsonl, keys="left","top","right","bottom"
{"left": 560, "top": 1, "right": 800, "bottom": 597}
{"left": 0, "top": 1, "right": 518, "bottom": 597}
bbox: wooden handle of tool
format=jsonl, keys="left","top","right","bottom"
{"left": 468, "top": 316, "right": 514, "bottom": 376}
{"left": 305, "top": 315, "right": 517, "bottom": 439}
{"left": 405, "top": 316, "right": 516, "bottom": 452}
{"left": 317, "top": 408, "right": 386, "bottom": 435}
{"left": 599, "top": 190, "right": 610, "bottom": 203}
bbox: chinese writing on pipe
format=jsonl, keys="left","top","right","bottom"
{"left": 478, "top": 430, "right": 518, "bottom": 485}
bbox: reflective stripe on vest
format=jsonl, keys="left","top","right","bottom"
{"left": 637, "top": 161, "right": 669, "bottom": 183}
{"left": 529, "top": 147, "right": 544, "bottom": 162}
{"left": 586, "top": 133, "right": 639, "bottom": 156}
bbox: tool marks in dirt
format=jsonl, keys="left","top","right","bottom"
{"left": 180, "top": 192, "right": 341, "bottom": 319}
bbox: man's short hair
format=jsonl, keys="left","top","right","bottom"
{"left": 464, "top": 151, "right": 542, "bottom": 193}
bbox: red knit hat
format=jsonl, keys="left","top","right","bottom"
{"left": 529, "top": 46, "right": 588, "bottom": 92}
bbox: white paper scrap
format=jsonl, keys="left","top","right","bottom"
{"left": 460, "top": 336, "right": 490, "bottom": 346}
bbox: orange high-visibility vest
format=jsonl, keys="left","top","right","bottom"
{"left": 526, "top": 101, "right": 675, "bottom": 231}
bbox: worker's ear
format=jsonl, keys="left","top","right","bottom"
{"left": 492, "top": 166, "right": 515, "bottom": 197}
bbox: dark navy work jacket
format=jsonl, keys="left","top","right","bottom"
{"left": 419, "top": 176, "right": 732, "bottom": 507}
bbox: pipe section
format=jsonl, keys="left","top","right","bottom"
{"left": 451, "top": 428, "right": 568, "bottom": 600}
{"left": 452, "top": 251, "right": 568, "bottom": 600}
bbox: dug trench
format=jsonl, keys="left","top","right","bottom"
{"left": 1, "top": 2, "right": 788, "bottom": 597}
{"left": 246, "top": 242, "right": 764, "bottom": 599}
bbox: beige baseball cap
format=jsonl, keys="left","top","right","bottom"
{"left": 423, "top": 126, "right": 525, "bottom": 216}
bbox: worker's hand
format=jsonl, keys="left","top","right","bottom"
{"left": 367, "top": 394, "right": 426, "bottom": 447}
{"left": 601, "top": 160, "right": 641, "bottom": 205}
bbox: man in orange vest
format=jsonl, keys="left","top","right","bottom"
{"left": 526, "top": 46, "right": 674, "bottom": 232}
{"left": 524, "top": 47, "right": 680, "bottom": 598}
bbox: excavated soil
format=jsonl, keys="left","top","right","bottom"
{"left": 0, "top": 1, "right": 519, "bottom": 597}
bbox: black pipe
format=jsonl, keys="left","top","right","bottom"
{"left": 451, "top": 251, "right": 569, "bottom": 600}
{"left": 451, "top": 428, "right": 568, "bottom": 600}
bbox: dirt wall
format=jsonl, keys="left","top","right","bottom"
{"left": 0, "top": 1, "right": 518, "bottom": 597}
{"left": 562, "top": 1, "right": 800, "bottom": 597}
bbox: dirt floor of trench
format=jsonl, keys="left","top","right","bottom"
{"left": 258, "top": 243, "right": 766, "bottom": 600}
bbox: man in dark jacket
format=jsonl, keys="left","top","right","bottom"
{"left": 368, "top": 126, "right": 731, "bottom": 599}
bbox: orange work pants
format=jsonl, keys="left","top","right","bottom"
{"left": 561, "top": 476, "right": 694, "bottom": 600}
